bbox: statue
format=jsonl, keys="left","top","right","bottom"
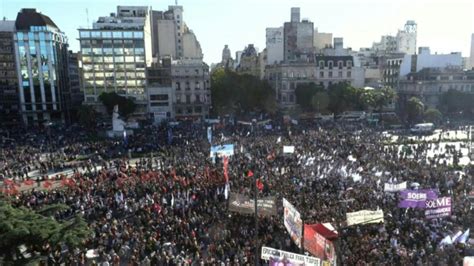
{"left": 112, "top": 105, "right": 126, "bottom": 132}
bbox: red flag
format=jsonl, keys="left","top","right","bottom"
{"left": 4, "top": 179, "right": 14, "bottom": 185}
{"left": 247, "top": 170, "right": 254, "bottom": 178}
{"left": 23, "top": 179, "right": 34, "bottom": 186}
{"left": 43, "top": 180, "right": 53, "bottom": 189}
{"left": 256, "top": 178, "right": 264, "bottom": 191}
{"left": 223, "top": 156, "right": 229, "bottom": 183}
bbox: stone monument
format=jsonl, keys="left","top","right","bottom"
{"left": 106, "top": 105, "right": 133, "bottom": 138}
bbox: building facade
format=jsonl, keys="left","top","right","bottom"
{"left": 283, "top": 8, "right": 314, "bottom": 62}
{"left": 265, "top": 56, "right": 362, "bottom": 108}
{"left": 400, "top": 47, "right": 463, "bottom": 76}
{"left": 266, "top": 27, "right": 284, "bottom": 65}
{"left": 0, "top": 19, "right": 20, "bottom": 125}
{"left": 13, "top": 9, "right": 69, "bottom": 125}
{"left": 470, "top": 33, "right": 474, "bottom": 70}
{"left": 78, "top": 6, "right": 149, "bottom": 113}
{"left": 236, "top": 44, "right": 260, "bottom": 77}
{"left": 171, "top": 59, "right": 210, "bottom": 120}
{"left": 67, "top": 51, "right": 83, "bottom": 120}
{"left": 398, "top": 68, "right": 474, "bottom": 109}
{"left": 146, "top": 57, "right": 174, "bottom": 123}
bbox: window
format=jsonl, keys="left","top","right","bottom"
{"left": 319, "top": 61, "right": 325, "bottom": 68}
{"left": 91, "top": 31, "right": 101, "bottom": 38}
{"left": 320, "top": 71, "right": 324, "bottom": 78}
{"left": 338, "top": 71, "right": 342, "bottom": 78}
{"left": 176, "top": 82, "right": 181, "bottom": 90}
{"left": 102, "top": 32, "right": 112, "bottom": 38}
{"left": 338, "top": 61, "right": 343, "bottom": 69}
{"left": 150, "top": 94, "right": 169, "bottom": 101}
{"left": 79, "top": 31, "right": 90, "bottom": 38}
{"left": 347, "top": 61, "right": 352, "bottom": 68}
{"left": 186, "top": 95, "right": 191, "bottom": 103}
{"left": 347, "top": 71, "right": 351, "bottom": 78}
{"left": 133, "top": 32, "right": 143, "bottom": 39}
{"left": 185, "top": 81, "right": 190, "bottom": 90}
{"left": 328, "top": 61, "right": 333, "bottom": 69}
{"left": 151, "top": 102, "right": 168, "bottom": 107}
{"left": 328, "top": 72, "right": 333, "bottom": 78}
{"left": 195, "top": 81, "right": 200, "bottom": 90}
{"left": 187, "top": 107, "right": 192, "bottom": 114}
{"left": 123, "top": 32, "right": 133, "bottom": 38}
{"left": 113, "top": 32, "right": 122, "bottom": 39}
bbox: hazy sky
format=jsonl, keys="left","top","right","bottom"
{"left": 2, "top": 0, "right": 473, "bottom": 64}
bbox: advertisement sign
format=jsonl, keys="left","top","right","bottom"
{"left": 261, "top": 246, "right": 321, "bottom": 266}
{"left": 346, "top": 209, "right": 384, "bottom": 226}
{"left": 425, "top": 196, "right": 452, "bottom": 219}
{"left": 283, "top": 198, "right": 302, "bottom": 247}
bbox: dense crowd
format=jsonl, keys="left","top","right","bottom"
{"left": 1, "top": 120, "right": 473, "bottom": 265}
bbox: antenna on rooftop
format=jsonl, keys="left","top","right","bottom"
{"left": 86, "top": 8, "right": 90, "bottom": 28}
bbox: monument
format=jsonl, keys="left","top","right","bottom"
{"left": 106, "top": 105, "right": 134, "bottom": 138}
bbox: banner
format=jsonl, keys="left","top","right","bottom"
{"left": 283, "top": 198, "right": 302, "bottom": 247}
{"left": 210, "top": 144, "right": 234, "bottom": 158}
{"left": 384, "top": 181, "right": 407, "bottom": 192}
{"left": 304, "top": 224, "right": 335, "bottom": 262}
{"left": 346, "top": 210, "right": 384, "bottom": 226}
{"left": 464, "top": 257, "right": 474, "bottom": 266}
{"left": 398, "top": 189, "right": 438, "bottom": 208}
{"left": 261, "top": 246, "right": 321, "bottom": 266}
{"left": 283, "top": 146, "right": 295, "bottom": 154}
{"left": 207, "top": 126, "right": 212, "bottom": 143}
{"left": 425, "top": 196, "right": 452, "bottom": 219}
{"left": 223, "top": 156, "right": 229, "bottom": 183}
{"left": 228, "top": 193, "right": 276, "bottom": 216}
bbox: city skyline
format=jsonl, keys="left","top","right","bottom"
{"left": 2, "top": 0, "right": 474, "bottom": 64}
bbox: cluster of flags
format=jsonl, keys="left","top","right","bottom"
{"left": 439, "top": 229, "right": 470, "bottom": 247}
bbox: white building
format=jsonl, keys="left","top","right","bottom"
{"left": 400, "top": 47, "right": 463, "bottom": 76}
{"left": 396, "top": 20, "right": 417, "bottom": 55}
{"left": 265, "top": 27, "right": 284, "bottom": 65}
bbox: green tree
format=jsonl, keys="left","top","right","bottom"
{"left": 328, "top": 82, "right": 363, "bottom": 114}
{"left": 295, "top": 83, "right": 324, "bottom": 111}
{"left": 77, "top": 105, "right": 97, "bottom": 128}
{"left": 0, "top": 201, "right": 90, "bottom": 264}
{"left": 311, "top": 91, "right": 330, "bottom": 113}
{"left": 406, "top": 97, "right": 424, "bottom": 125}
{"left": 98, "top": 92, "right": 136, "bottom": 117}
{"left": 424, "top": 108, "right": 442, "bottom": 124}
{"left": 439, "top": 89, "right": 474, "bottom": 118}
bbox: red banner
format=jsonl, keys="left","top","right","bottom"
{"left": 304, "top": 224, "right": 336, "bottom": 262}
{"left": 223, "top": 156, "right": 229, "bottom": 183}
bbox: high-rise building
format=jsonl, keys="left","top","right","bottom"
{"left": 313, "top": 31, "right": 333, "bottom": 53}
{"left": 265, "top": 27, "right": 284, "bottom": 65}
{"left": 13, "top": 8, "right": 69, "bottom": 125}
{"left": 283, "top": 7, "right": 314, "bottom": 62}
{"left": 67, "top": 51, "right": 83, "bottom": 120}
{"left": 396, "top": 20, "right": 417, "bottom": 55}
{"left": 470, "top": 33, "right": 474, "bottom": 70}
{"left": 0, "top": 19, "right": 20, "bottom": 125}
{"left": 78, "top": 6, "right": 149, "bottom": 113}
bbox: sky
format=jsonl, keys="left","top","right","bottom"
{"left": 2, "top": 0, "right": 473, "bottom": 64}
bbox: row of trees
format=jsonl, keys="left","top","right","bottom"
{"left": 295, "top": 82, "right": 397, "bottom": 114}
{"left": 211, "top": 69, "right": 277, "bottom": 116}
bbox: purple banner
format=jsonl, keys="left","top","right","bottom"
{"left": 398, "top": 189, "right": 438, "bottom": 208}
{"left": 425, "top": 197, "right": 451, "bottom": 219}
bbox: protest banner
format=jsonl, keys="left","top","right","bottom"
{"left": 210, "top": 144, "right": 234, "bottom": 158}
{"left": 346, "top": 209, "right": 384, "bottom": 226}
{"left": 261, "top": 246, "right": 321, "bottom": 266}
{"left": 425, "top": 196, "right": 452, "bottom": 219}
{"left": 283, "top": 146, "right": 295, "bottom": 154}
{"left": 283, "top": 198, "right": 302, "bottom": 247}
{"left": 398, "top": 189, "right": 438, "bottom": 208}
{"left": 384, "top": 181, "right": 407, "bottom": 192}
{"left": 464, "top": 256, "right": 474, "bottom": 266}
{"left": 304, "top": 224, "right": 335, "bottom": 263}
{"left": 228, "top": 193, "right": 276, "bottom": 216}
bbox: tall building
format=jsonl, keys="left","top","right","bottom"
{"left": 396, "top": 21, "right": 417, "bottom": 55}
{"left": 236, "top": 44, "right": 260, "bottom": 77}
{"left": 470, "top": 33, "right": 474, "bottom": 70}
{"left": 283, "top": 7, "right": 314, "bottom": 62}
{"left": 265, "top": 27, "right": 284, "bottom": 65}
{"left": 78, "top": 6, "right": 149, "bottom": 113}
{"left": 0, "top": 19, "right": 20, "bottom": 125}
{"left": 146, "top": 57, "right": 174, "bottom": 123}
{"left": 14, "top": 8, "right": 69, "bottom": 125}
{"left": 313, "top": 31, "right": 333, "bottom": 53}
{"left": 67, "top": 51, "right": 83, "bottom": 120}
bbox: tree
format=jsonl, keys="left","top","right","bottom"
{"left": 77, "top": 105, "right": 97, "bottom": 128}
{"left": 295, "top": 83, "right": 325, "bottom": 111}
{"left": 210, "top": 69, "right": 276, "bottom": 116}
{"left": 406, "top": 97, "right": 424, "bottom": 125}
{"left": 424, "top": 108, "right": 442, "bottom": 124}
{"left": 98, "top": 92, "right": 136, "bottom": 117}
{"left": 311, "top": 91, "right": 330, "bottom": 113}
{"left": 439, "top": 89, "right": 474, "bottom": 119}
{"left": 360, "top": 87, "right": 397, "bottom": 112}
{"left": 0, "top": 201, "right": 90, "bottom": 264}
{"left": 327, "top": 82, "right": 363, "bottom": 114}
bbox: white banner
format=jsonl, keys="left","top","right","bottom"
{"left": 346, "top": 210, "right": 384, "bottom": 226}
{"left": 464, "top": 256, "right": 474, "bottom": 266}
{"left": 261, "top": 246, "right": 321, "bottom": 266}
{"left": 283, "top": 146, "right": 295, "bottom": 154}
{"left": 384, "top": 181, "right": 407, "bottom": 192}
{"left": 283, "top": 198, "right": 302, "bottom": 247}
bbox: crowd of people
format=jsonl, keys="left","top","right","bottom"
{"left": 1, "top": 120, "right": 473, "bottom": 265}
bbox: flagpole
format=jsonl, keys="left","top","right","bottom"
{"left": 254, "top": 171, "right": 259, "bottom": 266}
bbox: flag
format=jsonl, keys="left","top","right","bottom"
{"left": 457, "top": 229, "right": 470, "bottom": 244}
{"left": 43, "top": 180, "right": 53, "bottom": 189}
{"left": 223, "top": 156, "right": 229, "bottom": 183}
{"left": 256, "top": 178, "right": 264, "bottom": 191}
{"left": 247, "top": 170, "right": 254, "bottom": 178}
{"left": 207, "top": 126, "right": 212, "bottom": 143}
{"left": 23, "top": 179, "right": 34, "bottom": 186}
{"left": 224, "top": 183, "right": 230, "bottom": 200}
{"left": 439, "top": 235, "right": 452, "bottom": 246}
{"left": 277, "top": 136, "right": 281, "bottom": 143}
{"left": 452, "top": 231, "right": 463, "bottom": 243}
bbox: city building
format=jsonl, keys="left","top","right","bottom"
{"left": 399, "top": 47, "right": 463, "bottom": 76}
{"left": 313, "top": 31, "right": 333, "bottom": 53}
{"left": 0, "top": 19, "right": 20, "bottom": 125}
{"left": 283, "top": 7, "right": 314, "bottom": 62}
{"left": 171, "top": 59, "right": 210, "bottom": 120}
{"left": 266, "top": 27, "right": 284, "bottom": 65}
{"left": 236, "top": 44, "right": 260, "bottom": 77}
{"left": 13, "top": 8, "right": 69, "bottom": 125}
{"left": 470, "top": 33, "right": 474, "bottom": 70}
{"left": 396, "top": 21, "right": 417, "bottom": 55}
{"left": 398, "top": 67, "right": 474, "bottom": 109}
{"left": 67, "top": 51, "right": 83, "bottom": 120}
{"left": 265, "top": 56, "right": 363, "bottom": 108}
{"left": 78, "top": 6, "right": 149, "bottom": 114}
{"left": 212, "top": 44, "right": 234, "bottom": 70}
{"left": 146, "top": 57, "right": 174, "bottom": 123}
